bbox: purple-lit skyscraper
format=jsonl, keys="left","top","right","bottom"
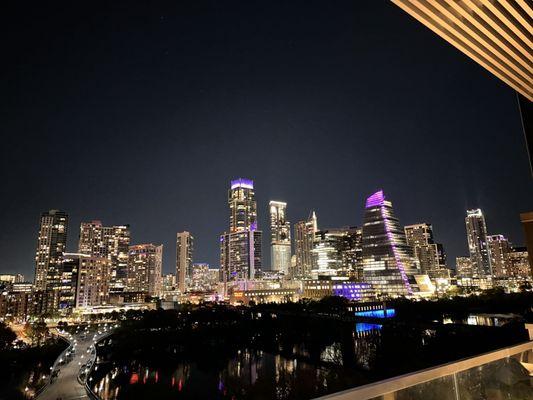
{"left": 220, "top": 178, "right": 262, "bottom": 282}
{"left": 361, "top": 190, "right": 419, "bottom": 297}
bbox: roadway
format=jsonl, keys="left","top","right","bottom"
{"left": 37, "top": 324, "right": 114, "bottom": 400}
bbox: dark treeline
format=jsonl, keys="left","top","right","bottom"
{"left": 389, "top": 289, "right": 533, "bottom": 322}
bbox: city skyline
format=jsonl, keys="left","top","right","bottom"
{"left": 0, "top": 183, "right": 525, "bottom": 281}
{"left": 2, "top": 1, "right": 532, "bottom": 278}
{"left": 17, "top": 182, "right": 533, "bottom": 280}
{"left": 1, "top": 2, "right": 532, "bottom": 399}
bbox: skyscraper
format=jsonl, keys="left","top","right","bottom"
{"left": 127, "top": 244, "right": 163, "bottom": 297}
{"left": 340, "top": 226, "right": 364, "bottom": 280}
{"left": 487, "top": 234, "right": 512, "bottom": 278}
{"left": 465, "top": 209, "right": 492, "bottom": 277}
{"left": 294, "top": 211, "right": 318, "bottom": 279}
{"left": 78, "top": 221, "right": 130, "bottom": 289}
{"left": 220, "top": 179, "right": 262, "bottom": 282}
{"left": 176, "top": 231, "right": 194, "bottom": 293}
{"left": 508, "top": 247, "right": 531, "bottom": 279}
{"left": 310, "top": 227, "right": 362, "bottom": 278}
{"left": 269, "top": 201, "right": 291, "bottom": 275}
{"left": 404, "top": 223, "right": 447, "bottom": 275}
{"left": 311, "top": 230, "right": 345, "bottom": 275}
{"left": 58, "top": 253, "right": 80, "bottom": 311}
{"left": 361, "top": 190, "right": 419, "bottom": 297}
{"left": 228, "top": 178, "right": 257, "bottom": 233}
{"left": 76, "top": 254, "right": 111, "bottom": 308}
{"left": 220, "top": 230, "right": 262, "bottom": 281}
{"left": 34, "top": 210, "right": 68, "bottom": 291}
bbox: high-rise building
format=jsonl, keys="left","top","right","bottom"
{"left": 269, "top": 201, "right": 291, "bottom": 275}
{"left": 405, "top": 223, "right": 447, "bottom": 275}
{"left": 508, "top": 247, "right": 531, "bottom": 279}
{"left": 520, "top": 212, "right": 533, "bottom": 277}
{"left": 58, "top": 253, "right": 81, "bottom": 311}
{"left": 487, "top": 234, "right": 512, "bottom": 278}
{"left": 456, "top": 256, "right": 474, "bottom": 278}
{"left": 310, "top": 227, "right": 362, "bottom": 278}
{"left": 78, "top": 221, "right": 130, "bottom": 289}
{"left": 228, "top": 178, "right": 257, "bottom": 233}
{"left": 341, "top": 226, "right": 364, "bottom": 280}
{"left": 361, "top": 190, "right": 419, "bottom": 297}
{"left": 220, "top": 179, "right": 263, "bottom": 282}
{"left": 34, "top": 210, "right": 68, "bottom": 291}
{"left": 293, "top": 212, "right": 318, "bottom": 279}
{"left": 465, "top": 209, "right": 492, "bottom": 277}
{"left": 176, "top": 231, "right": 194, "bottom": 293}
{"left": 127, "top": 244, "right": 163, "bottom": 297}
{"left": 312, "top": 230, "right": 345, "bottom": 275}
{"left": 76, "top": 254, "right": 111, "bottom": 309}
{"left": 220, "top": 230, "right": 262, "bottom": 281}
{"left": 190, "top": 263, "right": 219, "bottom": 292}
{"left": 161, "top": 274, "right": 176, "bottom": 293}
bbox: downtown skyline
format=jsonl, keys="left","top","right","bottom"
{"left": 2, "top": 1, "right": 532, "bottom": 278}
{"left": 9, "top": 180, "right": 533, "bottom": 279}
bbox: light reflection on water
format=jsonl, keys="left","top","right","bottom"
{"left": 442, "top": 314, "right": 516, "bottom": 327}
{"left": 92, "top": 346, "right": 369, "bottom": 400}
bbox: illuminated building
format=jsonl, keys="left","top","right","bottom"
{"left": 0, "top": 291, "right": 31, "bottom": 321}
{"left": 220, "top": 179, "right": 263, "bottom": 282}
{"left": 190, "top": 263, "right": 219, "bottom": 292}
{"left": 456, "top": 256, "right": 474, "bottom": 278}
{"left": 487, "top": 234, "right": 512, "bottom": 278}
{"left": 0, "top": 274, "right": 25, "bottom": 284}
{"left": 391, "top": 0, "right": 533, "bottom": 102}
{"left": 58, "top": 253, "right": 81, "bottom": 311}
{"left": 230, "top": 287, "right": 298, "bottom": 305}
{"left": 311, "top": 227, "right": 362, "bottom": 278}
{"left": 302, "top": 278, "right": 375, "bottom": 301}
{"left": 405, "top": 223, "right": 447, "bottom": 276}
{"left": 127, "top": 244, "right": 163, "bottom": 297}
{"left": 465, "top": 209, "right": 492, "bottom": 277}
{"left": 76, "top": 254, "right": 110, "bottom": 308}
{"left": 12, "top": 282, "right": 32, "bottom": 293}
{"left": 78, "top": 221, "right": 130, "bottom": 289}
{"left": 521, "top": 212, "right": 533, "bottom": 277}
{"left": 294, "top": 211, "right": 318, "bottom": 278}
{"left": 176, "top": 231, "right": 194, "bottom": 293}
{"left": 162, "top": 274, "right": 176, "bottom": 292}
{"left": 228, "top": 178, "right": 257, "bottom": 232}
{"left": 34, "top": 209, "right": 68, "bottom": 291}
{"left": 28, "top": 289, "right": 60, "bottom": 317}
{"left": 220, "top": 230, "right": 262, "bottom": 281}
{"left": 342, "top": 227, "right": 364, "bottom": 280}
{"left": 508, "top": 246, "right": 531, "bottom": 279}
{"left": 269, "top": 201, "right": 292, "bottom": 275}
{"left": 361, "top": 190, "right": 419, "bottom": 297}
{"left": 311, "top": 230, "right": 344, "bottom": 275}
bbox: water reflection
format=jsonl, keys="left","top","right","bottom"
{"left": 92, "top": 347, "right": 368, "bottom": 400}
{"left": 442, "top": 314, "right": 517, "bottom": 327}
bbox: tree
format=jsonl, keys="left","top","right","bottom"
{"left": 24, "top": 320, "right": 49, "bottom": 346}
{"left": 0, "top": 322, "right": 16, "bottom": 351}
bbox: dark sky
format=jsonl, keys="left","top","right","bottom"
{"left": 2, "top": 1, "right": 531, "bottom": 279}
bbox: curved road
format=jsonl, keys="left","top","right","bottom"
{"left": 38, "top": 325, "right": 113, "bottom": 400}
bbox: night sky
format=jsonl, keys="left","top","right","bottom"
{"left": 2, "top": 1, "right": 532, "bottom": 279}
